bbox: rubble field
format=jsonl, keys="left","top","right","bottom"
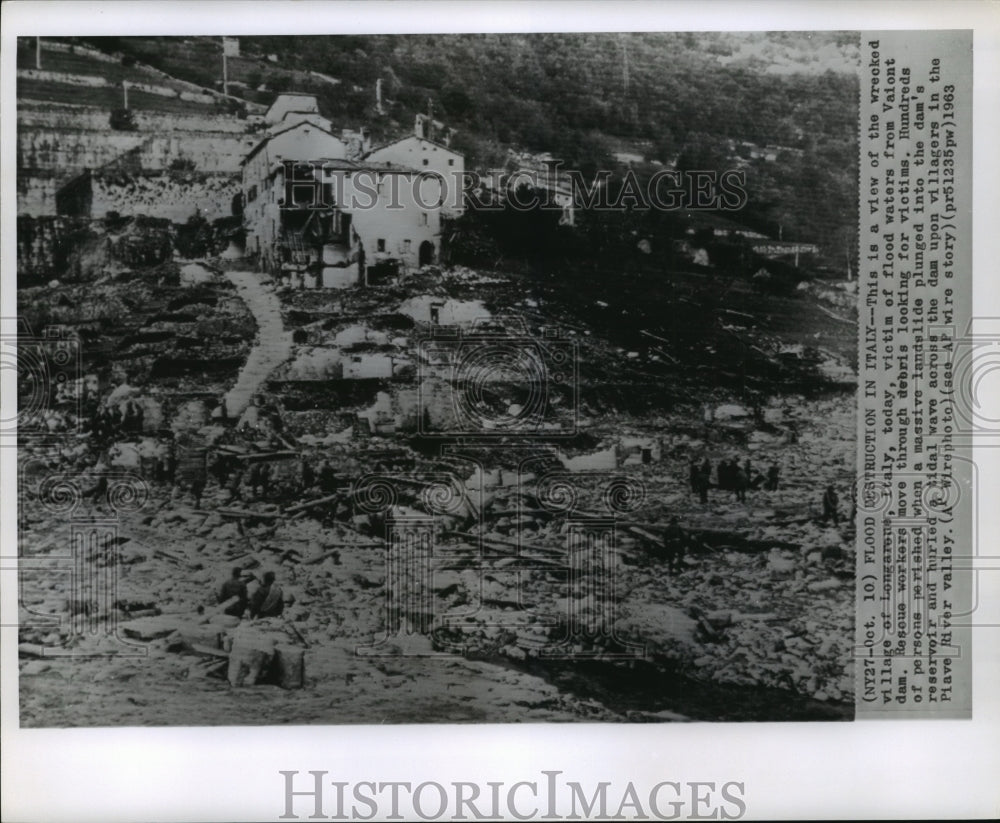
{"left": 18, "top": 245, "right": 858, "bottom": 725}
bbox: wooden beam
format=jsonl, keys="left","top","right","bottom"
{"left": 283, "top": 493, "right": 341, "bottom": 515}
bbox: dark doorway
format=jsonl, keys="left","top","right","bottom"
{"left": 419, "top": 240, "right": 436, "bottom": 266}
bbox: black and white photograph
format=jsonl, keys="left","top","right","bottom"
{"left": 15, "top": 28, "right": 861, "bottom": 726}
{"left": 3, "top": 2, "right": 998, "bottom": 821}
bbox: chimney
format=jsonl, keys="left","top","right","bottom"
{"left": 415, "top": 113, "right": 426, "bottom": 139}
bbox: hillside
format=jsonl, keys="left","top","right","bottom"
{"left": 64, "top": 33, "right": 859, "bottom": 259}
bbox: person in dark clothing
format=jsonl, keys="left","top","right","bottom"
{"left": 694, "top": 470, "right": 709, "bottom": 504}
{"left": 249, "top": 571, "right": 284, "bottom": 618}
{"left": 733, "top": 466, "right": 748, "bottom": 502}
{"left": 765, "top": 463, "right": 780, "bottom": 491}
{"left": 660, "top": 516, "right": 687, "bottom": 574}
{"left": 191, "top": 475, "right": 206, "bottom": 509}
{"left": 218, "top": 567, "right": 248, "bottom": 617}
{"left": 716, "top": 460, "right": 729, "bottom": 491}
{"left": 122, "top": 401, "right": 137, "bottom": 434}
{"left": 209, "top": 452, "right": 229, "bottom": 486}
{"left": 822, "top": 485, "right": 840, "bottom": 525}
{"left": 165, "top": 442, "right": 178, "bottom": 485}
{"left": 318, "top": 460, "right": 338, "bottom": 494}
{"left": 248, "top": 462, "right": 271, "bottom": 499}
{"left": 227, "top": 466, "right": 245, "bottom": 500}
{"left": 301, "top": 458, "right": 316, "bottom": 491}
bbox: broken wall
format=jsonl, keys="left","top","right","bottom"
{"left": 86, "top": 173, "right": 240, "bottom": 222}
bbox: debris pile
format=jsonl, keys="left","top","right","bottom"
{"left": 19, "top": 248, "right": 859, "bottom": 724}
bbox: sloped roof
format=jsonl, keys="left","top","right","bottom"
{"left": 242, "top": 119, "right": 347, "bottom": 165}
{"left": 366, "top": 133, "right": 464, "bottom": 158}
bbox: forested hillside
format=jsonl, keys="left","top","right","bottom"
{"left": 80, "top": 32, "right": 859, "bottom": 260}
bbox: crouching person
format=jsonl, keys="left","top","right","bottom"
{"left": 218, "top": 566, "right": 248, "bottom": 618}
{"left": 249, "top": 571, "right": 284, "bottom": 619}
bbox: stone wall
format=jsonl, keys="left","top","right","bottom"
{"left": 19, "top": 130, "right": 252, "bottom": 176}
{"left": 18, "top": 102, "right": 258, "bottom": 135}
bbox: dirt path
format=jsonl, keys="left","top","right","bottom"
{"left": 220, "top": 269, "right": 293, "bottom": 417}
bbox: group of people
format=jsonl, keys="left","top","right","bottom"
{"left": 217, "top": 567, "right": 285, "bottom": 620}
{"left": 688, "top": 457, "right": 781, "bottom": 504}
{"left": 202, "top": 450, "right": 341, "bottom": 505}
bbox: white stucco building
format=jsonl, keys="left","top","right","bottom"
{"left": 365, "top": 115, "right": 465, "bottom": 217}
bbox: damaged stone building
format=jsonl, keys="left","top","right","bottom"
{"left": 241, "top": 95, "right": 454, "bottom": 287}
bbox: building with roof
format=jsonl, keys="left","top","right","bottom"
{"left": 365, "top": 115, "right": 465, "bottom": 217}
{"left": 264, "top": 93, "right": 323, "bottom": 126}
{"left": 242, "top": 120, "right": 442, "bottom": 287}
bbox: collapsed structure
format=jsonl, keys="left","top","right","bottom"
{"left": 241, "top": 94, "right": 462, "bottom": 287}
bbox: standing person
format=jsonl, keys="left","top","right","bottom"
{"left": 249, "top": 571, "right": 284, "bottom": 619}
{"left": 660, "top": 516, "right": 688, "bottom": 575}
{"left": 765, "top": 463, "right": 780, "bottom": 491}
{"left": 733, "top": 464, "right": 748, "bottom": 502}
{"left": 300, "top": 457, "right": 316, "bottom": 492}
{"left": 218, "top": 567, "right": 248, "bottom": 617}
{"left": 191, "top": 474, "right": 206, "bottom": 509}
{"left": 318, "top": 459, "right": 338, "bottom": 494}
{"left": 209, "top": 451, "right": 229, "bottom": 487}
{"left": 822, "top": 485, "right": 840, "bottom": 526}
{"left": 121, "top": 401, "right": 137, "bottom": 435}
{"left": 689, "top": 459, "right": 700, "bottom": 494}
{"left": 694, "top": 464, "right": 710, "bottom": 504}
